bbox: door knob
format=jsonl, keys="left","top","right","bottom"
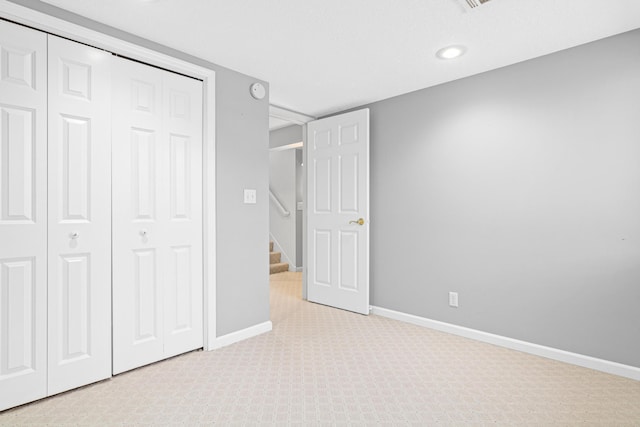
{"left": 349, "top": 218, "right": 365, "bottom": 226}
{"left": 70, "top": 231, "right": 80, "bottom": 239}
{"left": 140, "top": 229, "right": 148, "bottom": 237}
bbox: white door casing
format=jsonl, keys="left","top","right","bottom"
{"left": 112, "top": 57, "right": 203, "bottom": 375}
{"left": 47, "top": 35, "right": 112, "bottom": 395}
{"left": 306, "top": 109, "right": 370, "bottom": 315}
{"left": 0, "top": 19, "right": 48, "bottom": 411}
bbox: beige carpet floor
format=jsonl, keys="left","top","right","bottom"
{"left": 1, "top": 271, "right": 639, "bottom": 426}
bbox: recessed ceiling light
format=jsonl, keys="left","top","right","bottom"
{"left": 436, "top": 45, "right": 467, "bottom": 60}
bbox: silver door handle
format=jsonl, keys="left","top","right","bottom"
{"left": 70, "top": 231, "right": 80, "bottom": 239}
{"left": 140, "top": 229, "right": 148, "bottom": 237}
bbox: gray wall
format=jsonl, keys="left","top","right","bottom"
{"left": 9, "top": 0, "right": 270, "bottom": 337}
{"left": 216, "top": 69, "right": 269, "bottom": 335}
{"left": 269, "top": 150, "right": 297, "bottom": 269}
{"left": 353, "top": 29, "right": 640, "bottom": 368}
{"left": 269, "top": 124, "right": 302, "bottom": 149}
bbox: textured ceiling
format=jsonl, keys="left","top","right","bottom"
{"left": 38, "top": 0, "right": 640, "bottom": 117}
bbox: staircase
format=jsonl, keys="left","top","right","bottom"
{"left": 270, "top": 241, "right": 289, "bottom": 274}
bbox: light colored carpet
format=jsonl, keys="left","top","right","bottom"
{"left": 1, "top": 271, "right": 639, "bottom": 426}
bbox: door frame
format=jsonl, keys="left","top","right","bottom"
{"left": 0, "top": 1, "right": 219, "bottom": 350}
{"left": 268, "top": 106, "right": 316, "bottom": 298}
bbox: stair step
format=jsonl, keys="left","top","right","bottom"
{"left": 269, "top": 251, "right": 281, "bottom": 264}
{"left": 270, "top": 262, "right": 289, "bottom": 275}
{"left": 269, "top": 241, "right": 274, "bottom": 252}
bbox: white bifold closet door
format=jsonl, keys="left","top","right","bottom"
{"left": 0, "top": 25, "right": 112, "bottom": 411}
{"left": 0, "top": 20, "right": 48, "bottom": 411}
{"left": 47, "top": 35, "right": 112, "bottom": 395}
{"left": 112, "top": 56, "right": 203, "bottom": 375}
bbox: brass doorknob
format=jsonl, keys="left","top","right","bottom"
{"left": 349, "top": 218, "right": 365, "bottom": 226}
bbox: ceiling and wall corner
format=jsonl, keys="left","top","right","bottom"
{"left": 25, "top": 0, "right": 640, "bottom": 118}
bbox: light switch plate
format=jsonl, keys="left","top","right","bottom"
{"left": 244, "top": 189, "right": 257, "bottom": 204}
{"left": 449, "top": 292, "right": 459, "bottom": 308}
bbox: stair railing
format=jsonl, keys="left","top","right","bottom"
{"left": 269, "top": 188, "right": 290, "bottom": 217}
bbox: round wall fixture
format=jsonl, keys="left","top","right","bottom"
{"left": 250, "top": 82, "right": 266, "bottom": 100}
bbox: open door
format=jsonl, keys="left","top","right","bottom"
{"left": 306, "top": 109, "right": 369, "bottom": 314}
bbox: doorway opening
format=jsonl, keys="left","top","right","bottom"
{"left": 269, "top": 144, "right": 303, "bottom": 274}
{"left": 268, "top": 106, "right": 314, "bottom": 303}
{"left": 267, "top": 106, "right": 371, "bottom": 315}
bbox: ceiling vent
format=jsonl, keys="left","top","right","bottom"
{"left": 459, "top": 0, "right": 493, "bottom": 9}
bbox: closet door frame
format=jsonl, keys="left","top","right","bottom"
{"left": 0, "top": 2, "right": 218, "bottom": 350}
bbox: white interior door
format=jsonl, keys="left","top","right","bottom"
{"left": 306, "top": 109, "right": 370, "bottom": 314}
{"left": 112, "top": 57, "right": 203, "bottom": 375}
{"left": 0, "top": 20, "right": 48, "bottom": 411}
{"left": 47, "top": 35, "right": 112, "bottom": 395}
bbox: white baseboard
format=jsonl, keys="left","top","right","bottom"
{"left": 212, "top": 321, "right": 272, "bottom": 350}
{"left": 371, "top": 306, "right": 640, "bottom": 381}
{"left": 294, "top": 266, "right": 303, "bottom": 272}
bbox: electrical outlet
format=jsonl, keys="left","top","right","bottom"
{"left": 449, "top": 292, "right": 459, "bottom": 308}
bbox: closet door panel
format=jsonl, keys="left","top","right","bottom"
{"left": 113, "top": 58, "right": 203, "bottom": 373}
{"left": 163, "top": 72, "right": 203, "bottom": 358}
{"left": 112, "top": 57, "right": 164, "bottom": 374}
{"left": 47, "top": 35, "right": 111, "bottom": 395}
{"left": 0, "top": 20, "right": 47, "bottom": 412}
